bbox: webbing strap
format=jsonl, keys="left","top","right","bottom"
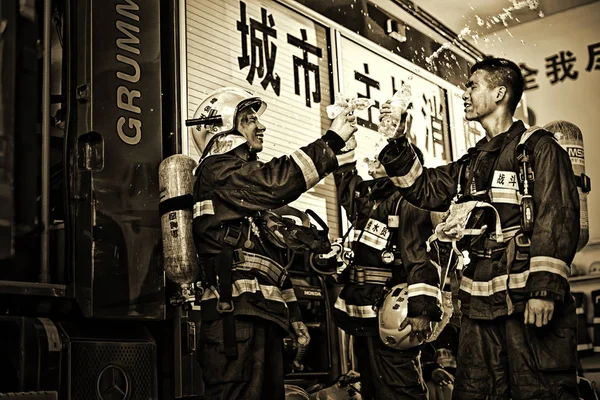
{"left": 349, "top": 266, "right": 393, "bottom": 285}
{"left": 505, "top": 239, "right": 517, "bottom": 316}
{"left": 232, "top": 250, "right": 288, "bottom": 287}
{"left": 217, "top": 225, "right": 242, "bottom": 358}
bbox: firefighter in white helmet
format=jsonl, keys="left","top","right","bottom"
{"left": 190, "top": 87, "right": 357, "bottom": 400}
{"left": 332, "top": 119, "right": 442, "bottom": 399}
{"left": 379, "top": 58, "right": 582, "bottom": 399}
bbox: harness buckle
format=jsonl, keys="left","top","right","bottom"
{"left": 216, "top": 300, "right": 235, "bottom": 313}
{"left": 210, "top": 285, "right": 235, "bottom": 313}
{"left": 223, "top": 224, "right": 242, "bottom": 246}
{"left": 232, "top": 248, "right": 247, "bottom": 266}
{"left": 514, "top": 232, "right": 531, "bottom": 248}
{"left": 580, "top": 173, "right": 592, "bottom": 193}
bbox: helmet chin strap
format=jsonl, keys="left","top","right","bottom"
{"left": 226, "top": 130, "right": 258, "bottom": 161}
{"left": 200, "top": 130, "right": 250, "bottom": 161}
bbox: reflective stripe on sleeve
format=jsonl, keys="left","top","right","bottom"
{"left": 291, "top": 149, "right": 319, "bottom": 188}
{"left": 336, "top": 150, "right": 355, "bottom": 166}
{"left": 389, "top": 158, "right": 423, "bottom": 188}
{"left": 529, "top": 256, "right": 570, "bottom": 280}
{"left": 407, "top": 283, "right": 442, "bottom": 301}
{"left": 193, "top": 200, "right": 215, "bottom": 218}
{"left": 281, "top": 288, "right": 298, "bottom": 303}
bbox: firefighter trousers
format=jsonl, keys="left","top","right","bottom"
{"left": 354, "top": 335, "right": 428, "bottom": 400}
{"left": 453, "top": 302, "right": 579, "bottom": 400}
{"left": 199, "top": 317, "right": 285, "bottom": 400}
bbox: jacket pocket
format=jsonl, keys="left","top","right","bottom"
{"left": 199, "top": 319, "right": 254, "bottom": 384}
{"left": 526, "top": 303, "right": 577, "bottom": 371}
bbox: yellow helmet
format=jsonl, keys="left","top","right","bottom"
{"left": 189, "top": 87, "right": 266, "bottom": 158}
{"left": 378, "top": 284, "right": 424, "bottom": 350}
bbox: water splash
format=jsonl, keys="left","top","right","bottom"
{"left": 426, "top": 0, "right": 541, "bottom": 64}
{"left": 426, "top": 27, "right": 471, "bottom": 64}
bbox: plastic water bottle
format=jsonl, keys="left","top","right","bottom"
{"left": 378, "top": 79, "right": 412, "bottom": 138}
{"left": 326, "top": 93, "right": 374, "bottom": 119}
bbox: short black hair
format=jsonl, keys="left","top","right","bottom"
{"left": 470, "top": 57, "right": 524, "bottom": 114}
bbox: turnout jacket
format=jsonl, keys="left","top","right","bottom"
{"left": 332, "top": 150, "right": 442, "bottom": 336}
{"left": 379, "top": 121, "right": 580, "bottom": 319}
{"left": 193, "top": 131, "right": 345, "bottom": 332}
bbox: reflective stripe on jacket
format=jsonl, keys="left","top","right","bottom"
{"left": 332, "top": 154, "right": 442, "bottom": 335}
{"left": 380, "top": 120, "right": 580, "bottom": 319}
{"left": 193, "top": 136, "right": 340, "bottom": 331}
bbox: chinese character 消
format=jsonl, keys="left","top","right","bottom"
{"left": 421, "top": 93, "right": 446, "bottom": 160}
{"left": 287, "top": 29, "right": 322, "bottom": 107}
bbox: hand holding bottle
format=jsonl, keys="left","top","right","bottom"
{"left": 327, "top": 93, "right": 374, "bottom": 151}
{"left": 329, "top": 110, "right": 358, "bottom": 142}
{"left": 326, "top": 93, "right": 375, "bottom": 119}
{"left": 378, "top": 79, "right": 413, "bottom": 138}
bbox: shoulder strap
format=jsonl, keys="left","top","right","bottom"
{"left": 515, "top": 126, "right": 554, "bottom": 190}
{"left": 516, "top": 125, "right": 553, "bottom": 154}
{"left": 517, "top": 126, "right": 591, "bottom": 193}
{"left": 514, "top": 126, "right": 556, "bottom": 234}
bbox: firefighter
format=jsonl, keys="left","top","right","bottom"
{"left": 378, "top": 58, "right": 581, "bottom": 399}
{"left": 191, "top": 87, "right": 357, "bottom": 400}
{"left": 332, "top": 140, "right": 442, "bottom": 399}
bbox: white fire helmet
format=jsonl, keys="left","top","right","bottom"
{"left": 190, "top": 87, "right": 267, "bottom": 158}
{"left": 378, "top": 284, "right": 424, "bottom": 350}
{"left": 284, "top": 384, "right": 311, "bottom": 400}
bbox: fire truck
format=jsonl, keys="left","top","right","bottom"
{"left": 0, "top": 0, "right": 502, "bottom": 399}
{"left": 0, "top": 1, "right": 360, "bottom": 398}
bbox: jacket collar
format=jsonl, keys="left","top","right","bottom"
{"left": 361, "top": 177, "right": 398, "bottom": 200}
{"left": 475, "top": 120, "right": 526, "bottom": 153}
{"left": 232, "top": 143, "right": 256, "bottom": 162}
